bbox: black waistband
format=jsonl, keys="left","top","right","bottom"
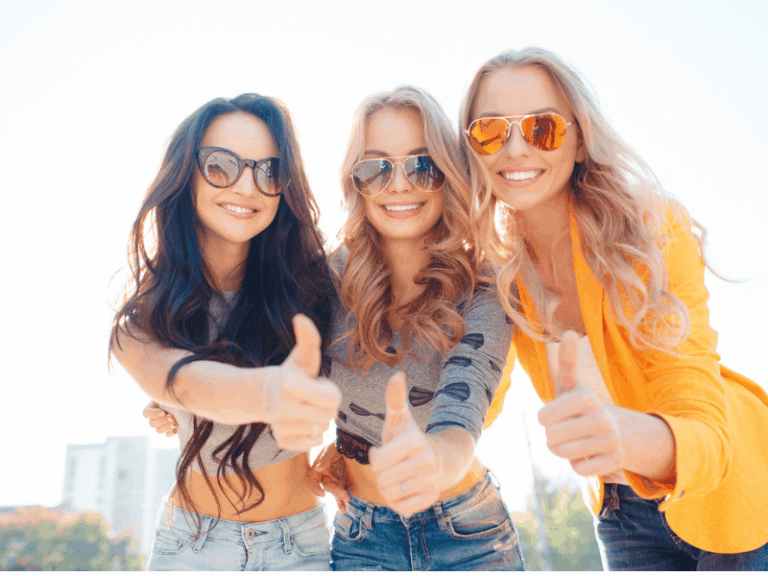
{"left": 336, "top": 428, "right": 373, "bottom": 465}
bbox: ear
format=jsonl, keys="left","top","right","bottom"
{"left": 574, "top": 125, "right": 587, "bottom": 163}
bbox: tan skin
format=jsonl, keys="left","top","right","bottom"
{"left": 471, "top": 66, "right": 675, "bottom": 483}
{"left": 116, "top": 111, "right": 340, "bottom": 522}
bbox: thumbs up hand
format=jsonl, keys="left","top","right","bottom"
{"left": 537, "top": 331, "right": 624, "bottom": 477}
{"left": 264, "top": 314, "right": 342, "bottom": 452}
{"left": 369, "top": 372, "right": 443, "bottom": 517}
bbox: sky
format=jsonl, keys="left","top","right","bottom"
{"left": 1, "top": 0, "right": 766, "bottom": 514}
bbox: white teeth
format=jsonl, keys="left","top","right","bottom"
{"left": 222, "top": 203, "right": 256, "bottom": 214}
{"left": 501, "top": 170, "right": 541, "bottom": 181}
{"left": 384, "top": 203, "right": 422, "bottom": 212}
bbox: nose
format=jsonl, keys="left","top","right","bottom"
{"left": 501, "top": 122, "right": 530, "bottom": 157}
{"left": 387, "top": 161, "right": 412, "bottom": 193}
{"left": 230, "top": 167, "right": 260, "bottom": 196}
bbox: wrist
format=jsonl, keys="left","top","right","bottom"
{"left": 261, "top": 366, "right": 281, "bottom": 421}
{"left": 426, "top": 434, "right": 458, "bottom": 493}
{"left": 617, "top": 407, "right": 676, "bottom": 481}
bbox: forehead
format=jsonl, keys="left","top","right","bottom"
{"left": 200, "top": 112, "right": 279, "bottom": 157}
{"left": 472, "top": 65, "right": 573, "bottom": 118}
{"left": 364, "top": 107, "right": 426, "bottom": 154}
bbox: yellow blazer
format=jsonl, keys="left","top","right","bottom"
{"left": 486, "top": 206, "right": 768, "bottom": 554}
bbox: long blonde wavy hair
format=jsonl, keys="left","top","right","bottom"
{"left": 460, "top": 47, "right": 704, "bottom": 351}
{"left": 334, "top": 86, "right": 479, "bottom": 374}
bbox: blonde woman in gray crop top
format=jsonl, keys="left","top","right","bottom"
{"left": 307, "top": 86, "right": 526, "bottom": 571}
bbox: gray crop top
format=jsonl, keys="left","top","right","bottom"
{"left": 159, "top": 292, "right": 299, "bottom": 476}
{"left": 329, "top": 251, "right": 514, "bottom": 464}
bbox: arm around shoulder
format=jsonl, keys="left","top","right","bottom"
{"left": 111, "top": 322, "right": 270, "bottom": 425}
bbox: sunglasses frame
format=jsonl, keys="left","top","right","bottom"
{"left": 196, "top": 146, "right": 282, "bottom": 197}
{"left": 350, "top": 154, "right": 446, "bottom": 197}
{"left": 465, "top": 113, "right": 577, "bottom": 154}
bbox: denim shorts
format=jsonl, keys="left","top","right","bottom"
{"left": 330, "top": 470, "right": 525, "bottom": 571}
{"left": 147, "top": 501, "right": 331, "bottom": 571}
{"left": 595, "top": 483, "right": 768, "bottom": 571}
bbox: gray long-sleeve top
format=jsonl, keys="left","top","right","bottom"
{"left": 330, "top": 260, "right": 514, "bottom": 461}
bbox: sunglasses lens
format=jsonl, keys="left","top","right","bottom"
{"left": 254, "top": 158, "right": 281, "bottom": 196}
{"left": 468, "top": 118, "right": 508, "bottom": 155}
{"left": 200, "top": 150, "right": 240, "bottom": 187}
{"left": 352, "top": 159, "right": 393, "bottom": 196}
{"left": 404, "top": 155, "right": 445, "bottom": 191}
{"left": 521, "top": 114, "right": 568, "bottom": 151}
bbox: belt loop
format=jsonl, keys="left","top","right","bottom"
{"left": 192, "top": 515, "right": 213, "bottom": 553}
{"left": 610, "top": 483, "right": 621, "bottom": 511}
{"left": 363, "top": 504, "right": 374, "bottom": 530}
{"left": 433, "top": 501, "right": 448, "bottom": 531}
{"left": 279, "top": 518, "right": 292, "bottom": 554}
{"left": 161, "top": 500, "right": 173, "bottom": 530}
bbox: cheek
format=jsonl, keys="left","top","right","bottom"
{"left": 477, "top": 155, "right": 495, "bottom": 176}
{"left": 432, "top": 196, "right": 445, "bottom": 222}
{"left": 552, "top": 148, "right": 579, "bottom": 176}
{"left": 362, "top": 198, "right": 377, "bottom": 220}
{"left": 266, "top": 197, "right": 281, "bottom": 223}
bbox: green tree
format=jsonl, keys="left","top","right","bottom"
{"left": 0, "top": 507, "right": 142, "bottom": 571}
{"left": 514, "top": 473, "right": 604, "bottom": 571}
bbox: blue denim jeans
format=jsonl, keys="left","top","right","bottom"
{"left": 330, "top": 471, "right": 525, "bottom": 571}
{"left": 595, "top": 483, "right": 768, "bottom": 570}
{"left": 147, "top": 502, "right": 331, "bottom": 571}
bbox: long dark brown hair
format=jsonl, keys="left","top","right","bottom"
{"left": 110, "top": 94, "right": 334, "bottom": 532}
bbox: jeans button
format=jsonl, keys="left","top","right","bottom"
{"left": 246, "top": 528, "right": 256, "bottom": 539}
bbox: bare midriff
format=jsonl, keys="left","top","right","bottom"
{"left": 168, "top": 453, "right": 320, "bottom": 522}
{"left": 345, "top": 455, "right": 486, "bottom": 506}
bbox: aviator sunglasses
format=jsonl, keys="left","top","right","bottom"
{"left": 196, "top": 147, "right": 282, "bottom": 196}
{"left": 351, "top": 155, "right": 445, "bottom": 197}
{"left": 465, "top": 112, "right": 576, "bottom": 155}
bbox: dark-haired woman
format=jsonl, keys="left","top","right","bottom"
{"left": 110, "top": 93, "right": 341, "bottom": 571}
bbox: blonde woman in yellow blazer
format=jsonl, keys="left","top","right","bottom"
{"left": 460, "top": 46, "right": 768, "bottom": 570}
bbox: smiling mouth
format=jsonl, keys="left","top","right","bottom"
{"left": 500, "top": 170, "right": 543, "bottom": 182}
{"left": 383, "top": 203, "right": 424, "bottom": 212}
{"left": 220, "top": 203, "right": 257, "bottom": 214}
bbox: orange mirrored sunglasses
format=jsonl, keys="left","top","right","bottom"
{"left": 465, "top": 113, "right": 576, "bottom": 155}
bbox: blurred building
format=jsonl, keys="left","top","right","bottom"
{"left": 61, "top": 437, "right": 178, "bottom": 558}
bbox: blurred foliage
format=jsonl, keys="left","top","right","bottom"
{"left": 0, "top": 507, "right": 142, "bottom": 571}
{"left": 514, "top": 473, "right": 604, "bottom": 571}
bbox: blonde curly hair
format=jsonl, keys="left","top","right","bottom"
{"left": 334, "top": 85, "right": 480, "bottom": 374}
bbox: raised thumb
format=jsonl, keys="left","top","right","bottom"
{"left": 381, "top": 372, "right": 411, "bottom": 444}
{"left": 288, "top": 314, "right": 321, "bottom": 378}
{"left": 555, "top": 330, "right": 580, "bottom": 395}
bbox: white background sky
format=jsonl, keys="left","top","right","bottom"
{"left": 1, "top": 0, "right": 766, "bottom": 514}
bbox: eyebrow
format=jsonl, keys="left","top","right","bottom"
{"left": 363, "top": 146, "right": 429, "bottom": 158}
{"left": 476, "top": 106, "right": 563, "bottom": 118}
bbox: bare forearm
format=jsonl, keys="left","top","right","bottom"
{"left": 429, "top": 428, "right": 477, "bottom": 491}
{"left": 166, "top": 360, "right": 271, "bottom": 425}
{"left": 111, "top": 327, "right": 270, "bottom": 425}
{"left": 615, "top": 406, "right": 676, "bottom": 481}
